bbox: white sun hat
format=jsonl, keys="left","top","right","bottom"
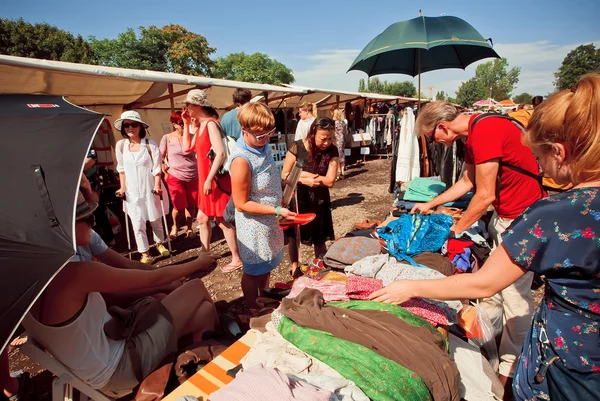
{"left": 113, "top": 110, "right": 149, "bottom": 131}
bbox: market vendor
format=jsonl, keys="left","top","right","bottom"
{"left": 409, "top": 100, "right": 544, "bottom": 388}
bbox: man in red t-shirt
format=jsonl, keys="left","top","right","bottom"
{"left": 411, "top": 101, "right": 544, "bottom": 386}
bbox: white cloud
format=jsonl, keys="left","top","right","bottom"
{"left": 292, "top": 39, "right": 600, "bottom": 99}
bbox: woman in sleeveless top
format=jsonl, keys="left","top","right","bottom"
{"left": 229, "top": 103, "right": 296, "bottom": 309}
{"left": 114, "top": 111, "right": 170, "bottom": 264}
{"left": 22, "top": 191, "right": 219, "bottom": 398}
{"left": 181, "top": 90, "right": 243, "bottom": 272}
{"left": 370, "top": 74, "right": 600, "bottom": 400}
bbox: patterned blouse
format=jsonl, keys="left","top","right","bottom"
{"left": 502, "top": 187, "right": 600, "bottom": 400}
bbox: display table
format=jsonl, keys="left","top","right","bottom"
{"left": 163, "top": 330, "right": 258, "bottom": 401}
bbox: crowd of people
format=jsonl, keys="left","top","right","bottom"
{"left": 2, "top": 74, "right": 599, "bottom": 401}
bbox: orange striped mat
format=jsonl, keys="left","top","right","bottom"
{"left": 164, "top": 330, "right": 258, "bottom": 401}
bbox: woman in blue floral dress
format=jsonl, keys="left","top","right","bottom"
{"left": 370, "top": 73, "right": 600, "bottom": 400}
{"left": 229, "top": 103, "right": 296, "bottom": 309}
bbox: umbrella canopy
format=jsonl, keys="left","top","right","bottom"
{"left": 499, "top": 99, "right": 516, "bottom": 106}
{"left": 0, "top": 95, "right": 103, "bottom": 352}
{"left": 348, "top": 15, "right": 500, "bottom": 77}
{"left": 473, "top": 99, "right": 499, "bottom": 107}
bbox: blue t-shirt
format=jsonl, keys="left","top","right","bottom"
{"left": 221, "top": 109, "right": 242, "bottom": 139}
{"left": 72, "top": 231, "right": 108, "bottom": 262}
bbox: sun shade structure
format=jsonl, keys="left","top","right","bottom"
{"left": 0, "top": 95, "right": 104, "bottom": 353}
{"left": 348, "top": 15, "right": 500, "bottom": 77}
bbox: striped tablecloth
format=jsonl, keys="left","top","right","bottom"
{"left": 164, "top": 330, "right": 258, "bottom": 401}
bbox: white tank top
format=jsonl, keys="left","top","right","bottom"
{"left": 23, "top": 292, "right": 125, "bottom": 389}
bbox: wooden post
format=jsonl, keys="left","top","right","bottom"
{"left": 168, "top": 84, "right": 175, "bottom": 113}
{"left": 336, "top": 95, "right": 340, "bottom": 109}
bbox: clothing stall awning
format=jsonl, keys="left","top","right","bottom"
{"left": 0, "top": 55, "right": 307, "bottom": 110}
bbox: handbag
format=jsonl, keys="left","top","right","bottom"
{"left": 206, "top": 119, "right": 237, "bottom": 175}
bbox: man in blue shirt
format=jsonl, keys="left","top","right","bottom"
{"left": 220, "top": 89, "right": 252, "bottom": 140}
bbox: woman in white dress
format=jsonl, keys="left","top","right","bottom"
{"left": 114, "top": 111, "right": 170, "bottom": 263}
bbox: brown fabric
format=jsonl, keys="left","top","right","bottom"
{"left": 280, "top": 288, "right": 460, "bottom": 401}
{"left": 413, "top": 252, "right": 455, "bottom": 276}
{"left": 104, "top": 296, "right": 172, "bottom": 341}
{"left": 104, "top": 296, "right": 173, "bottom": 381}
{"left": 134, "top": 355, "right": 173, "bottom": 401}
{"left": 249, "top": 313, "right": 272, "bottom": 333}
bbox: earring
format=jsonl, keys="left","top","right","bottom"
{"left": 557, "top": 164, "right": 562, "bottom": 171}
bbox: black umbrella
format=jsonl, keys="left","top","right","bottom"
{"left": 0, "top": 95, "right": 104, "bottom": 352}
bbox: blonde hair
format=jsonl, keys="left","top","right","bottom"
{"left": 237, "top": 102, "right": 275, "bottom": 132}
{"left": 332, "top": 109, "right": 345, "bottom": 122}
{"left": 414, "top": 101, "right": 460, "bottom": 137}
{"left": 525, "top": 73, "right": 600, "bottom": 182}
{"left": 298, "top": 102, "right": 317, "bottom": 117}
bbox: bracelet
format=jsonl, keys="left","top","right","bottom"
{"left": 275, "top": 206, "right": 281, "bottom": 217}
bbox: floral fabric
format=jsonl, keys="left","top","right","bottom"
{"left": 502, "top": 187, "right": 600, "bottom": 400}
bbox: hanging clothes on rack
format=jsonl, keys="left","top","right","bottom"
{"left": 395, "top": 107, "right": 420, "bottom": 183}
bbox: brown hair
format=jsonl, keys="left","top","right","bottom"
{"left": 233, "top": 88, "right": 252, "bottom": 106}
{"left": 414, "top": 100, "right": 460, "bottom": 137}
{"left": 237, "top": 103, "right": 275, "bottom": 132}
{"left": 298, "top": 101, "right": 317, "bottom": 117}
{"left": 525, "top": 73, "right": 600, "bottom": 183}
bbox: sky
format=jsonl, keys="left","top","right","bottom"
{"left": 2, "top": 0, "right": 599, "bottom": 99}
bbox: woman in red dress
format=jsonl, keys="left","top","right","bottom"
{"left": 182, "top": 90, "right": 242, "bottom": 272}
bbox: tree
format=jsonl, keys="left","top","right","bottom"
{"left": 212, "top": 52, "right": 294, "bottom": 85}
{"left": 435, "top": 91, "right": 447, "bottom": 100}
{"left": 455, "top": 78, "right": 484, "bottom": 108}
{"left": 89, "top": 24, "right": 215, "bottom": 75}
{"left": 357, "top": 78, "right": 416, "bottom": 97}
{"left": 0, "top": 18, "right": 95, "bottom": 63}
{"left": 554, "top": 44, "right": 600, "bottom": 90}
{"left": 455, "top": 58, "right": 520, "bottom": 107}
{"left": 512, "top": 92, "right": 533, "bottom": 104}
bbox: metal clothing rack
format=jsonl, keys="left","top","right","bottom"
{"left": 365, "top": 113, "right": 396, "bottom": 158}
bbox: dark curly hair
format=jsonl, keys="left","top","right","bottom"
{"left": 305, "top": 117, "right": 336, "bottom": 171}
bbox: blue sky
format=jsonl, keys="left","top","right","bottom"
{"left": 2, "top": 0, "right": 599, "bottom": 98}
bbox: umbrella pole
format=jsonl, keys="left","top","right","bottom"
{"left": 123, "top": 200, "right": 132, "bottom": 259}
{"left": 417, "top": 49, "right": 422, "bottom": 110}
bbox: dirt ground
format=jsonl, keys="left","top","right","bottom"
{"left": 7, "top": 158, "right": 396, "bottom": 400}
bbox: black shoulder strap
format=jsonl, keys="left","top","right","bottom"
{"left": 471, "top": 112, "right": 525, "bottom": 133}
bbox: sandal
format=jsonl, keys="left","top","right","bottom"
{"left": 186, "top": 229, "right": 197, "bottom": 240}
{"left": 169, "top": 226, "right": 179, "bottom": 239}
{"left": 220, "top": 261, "right": 243, "bottom": 273}
{"left": 7, "top": 372, "right": 28, "bottom": 401}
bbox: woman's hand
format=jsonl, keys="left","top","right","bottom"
{"left": 279, "top": 208, "right": 297, "bottom": 219}
{"left": 411, "top": 202, "right": 434, "bottom": 214}
{"left": 369, "top": 280, "right": 415, "bottom": 305}
{"left": 115, "top": 188, "right": 126, "bottom": 197}
{"left": 203, "top": 178, "right": 213, "bottom": 195}
{"left": 153, "top": 186, "right": 162, "bottom": 195}
{"left": 301, "top": 175, "right": 320, "bottom": 188}
{"left": 181, "top": 109, "right": 192, "bottom": 125}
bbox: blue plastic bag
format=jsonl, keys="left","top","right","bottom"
{"left": 378, "top": 213, "right": 454, "bottom": 264}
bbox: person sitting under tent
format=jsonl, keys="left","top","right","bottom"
{"left": 21, "top": 192, "right": 219, "bottom": 398}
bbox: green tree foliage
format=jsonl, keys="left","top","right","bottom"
{"left": 89, "top": 24, "right": 215, "bottom": 75}
{"left": 554, "top": 44, "right": 600, "bottom": 90}
{"left": 435, "top": 91, "right": 447, "bottom": 100}
{"left": 455, "top": 58, "right": 520, "bottom": 107}
{"left": 212, "top": 52, "right": 294, "bottom": 85}
{"left": 0, "top": 18, "right": 95, "bottom": 63}
{"left": 512, "top": 92, "right": 533, "bottom": 104}
{"left": 357, "top": 78, "right": 416, "bottom": 97}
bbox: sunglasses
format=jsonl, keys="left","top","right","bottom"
{"left": 246, "top": 127, "right": 276, "bottom": 141}
{"left": 122, "top": 122, "right": 140, "bottom": 129}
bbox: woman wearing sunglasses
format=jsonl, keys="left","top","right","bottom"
{"left": 114, "top": 111, "right": 170, "bottom": 264}
{"left": 160, "top": 110, "right": 198, "bottom": 239}
{"left": 229, "top": 103, "right": 296, "bottom": 309}
{"left": 282, "top": 117, "right": 339, "bottom": 278}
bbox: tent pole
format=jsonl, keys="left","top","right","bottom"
{"left": 168, "top": 84, "right": 175, "bottom": 113}
{"left": 417, "top": 49, "right": 422, "bottom": 110}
